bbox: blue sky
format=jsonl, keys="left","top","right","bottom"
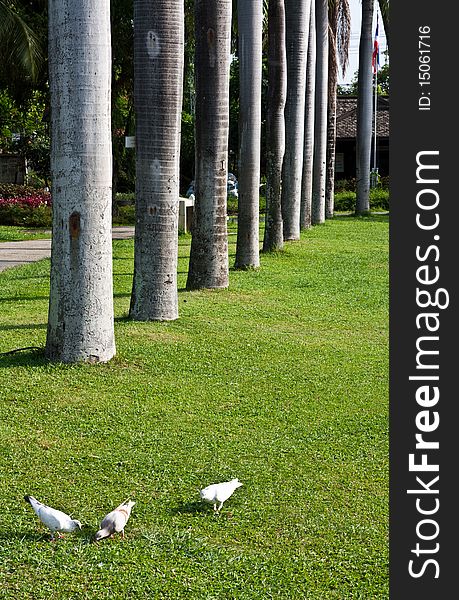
{"left": 338, "top": 0, "right": 388, "bottom": 86}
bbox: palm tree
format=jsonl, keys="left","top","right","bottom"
{"left": 355, "top": 0, "right": 374, "bottom": 215}
{"left": 311, "top": 0, "right": 328, "bottom": 225}
{"left": 46, "top": 0, "right": 115, "bottom": 363}
{"left": 263, "top": 0, "right": 287, "bottom": 251}
{"left": 234, "top": 0, "right": 262, "bottom": 269}
{"left": 378, "top": 0, "right": 389, "bottom": 47}
{"left": 186, "top": 0, "right": 232, "bottom": 290}
{"left": 280, "top": 0, "right": 311, "bottom": 240}
{"left": 129, "top": 0, "right": 184, "bottom": 321}
{"left": 0, "top": 0, "right": 44, "bottom": 83}
{"left": 325, "top": 0, "right": 350, "bottom": 219}
{"left": 300, "top": 0, "right": 316, "bottom": 230}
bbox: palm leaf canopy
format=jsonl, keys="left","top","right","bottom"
{"left": 0, "top": 0, "right": 44, "bottom": 82}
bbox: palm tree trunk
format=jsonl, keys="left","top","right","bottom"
{"left": 325, "top": 0, "right": 351, "bottom": 219}
{"left": 325, "top": 74, "right": 337, "bottom": 220}
{"left": 235, "top": 0, "right": 262, "bottom": 269}
{"left": 300, "top": 0, "right": 316, "bottom": 230}
{"left": 187, "top": 0, "right": 232, "bottom": 290}
{"left": 311, "top": 0, "right": 328, "bottom": 225}
{"left": 263, "top": 0, "right": 286, "bottom": 252}
{"left": 281, "top": 0, "right": 311, "bottom": 240}
{"left": 130, "top": 0, "right": 184, "bottom": 320}
{"left": 46, "top": 0, "right": 115, "bottom": 363}
{"left": 325, "top": 16, "right": 338, "bottom": 219}
{"left": 356, "top": 0, "right": 374, "bottom": 215}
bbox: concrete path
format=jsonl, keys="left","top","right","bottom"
{"left": 0, "top": 227, "right": 135, "bottom": 273}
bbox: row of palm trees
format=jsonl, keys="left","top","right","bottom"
{"left": 41, "top": 0, "right": 386, "bottom": 363}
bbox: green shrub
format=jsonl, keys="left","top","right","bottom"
{"left": 333, "top": 192, "right": 356, "bottom": 212}
{"left": 114, "top": 204, "right": 135, "bottom": 225}
{"left": 334, "top": 189, "right": 389, "bottom": 212}
{"left": 226, "top": 195, "right": 266, "bottom": 215}
{"left": 116, "top": 192, "right": 135, "bottom": 206}
{"left": 369, "top": 188, "right": 390, "bottom": 211}
{"left": 334, "top": 176, "right": 389, "bottom": 193}
{"left": 0, "top": 202, "right": 52, "bottom": 227}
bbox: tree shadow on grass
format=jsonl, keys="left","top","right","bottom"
{"left": 0, "top": 323, "right": 46, "bottom": 331}
{"left": 0, "top": 296, "right": 48, "bottom": 303}
{"left": 0, "top": 347, "right": 46, "bottom": 369}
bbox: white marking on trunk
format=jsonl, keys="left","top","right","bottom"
{"left": 146, "top": 31, "right": 160, "bottom": 58}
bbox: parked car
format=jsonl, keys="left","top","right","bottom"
{"left": 185, "top": 181, "right": 195, "bottom": 202}
{"left": 185, "top": 173, "right": 238, "bottom": 200}
{"left": 227, "top": 179, "right": 238, "bottom": 199}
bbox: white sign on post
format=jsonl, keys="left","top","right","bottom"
{"left": 125, "top": 136, "right": 135, "bottom": 149}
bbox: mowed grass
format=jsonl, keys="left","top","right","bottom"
{"left": 0, "top": 215, "right": 388, "bottom": 599}
{"left": 0, "top": 226, "right": 51, "bottom": 242}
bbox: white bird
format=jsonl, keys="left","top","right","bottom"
{"left": 199, "top": 478, "right": 243, "bottom": 513}
{"left": 94, "top": 499, "right": 135, "bottom": 541}
{"left": 24, "top": 495, "right": 82, "bottom": 540}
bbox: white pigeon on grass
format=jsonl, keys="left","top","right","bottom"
{"left": 199, "top": 478, "right": 243, "bottom": 513}
{"left": 24, "top": 495, "right": 82, "bottom": 540}
{"left": 94, "top": 499, "right": 135, "bottom": 541}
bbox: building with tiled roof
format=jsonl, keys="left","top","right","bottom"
{"left": 335, "top": 95, "right": 389, "bottom": 180}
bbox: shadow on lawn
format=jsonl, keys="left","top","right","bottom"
{"left": 0, "top": 296, "right": 48, "bottom": 302}
{"left": 0, "top": 323, "right": 46, "bottom": 331}
{"left": 0, "top": 348, "right": 46, "bottom": 369}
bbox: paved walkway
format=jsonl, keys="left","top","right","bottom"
{"left": 0, "top": 227, "right": 135, "bottom": 273}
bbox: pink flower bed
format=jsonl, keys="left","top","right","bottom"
{"left": 0, "top": 192, "right": 52, "bottom": 208}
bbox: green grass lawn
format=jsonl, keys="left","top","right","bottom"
{"left": 0, "top": 215, "right": 388, "bottom": 599}
{"left": 0, "top": 226, "right": 51, "bottom": 242}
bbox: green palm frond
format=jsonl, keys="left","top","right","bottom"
{"left": 329, "top": 0, "right": 351, "bottom": 78}
{"left": 336, "top": 0, "right": 351, "bottom": 75}
{"left": 0, "top": 0, "right": 44, "bottom": 82}
{"left": 378, "top": 0, "right": 389, "bottom": 46}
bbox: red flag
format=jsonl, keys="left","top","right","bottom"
{"left": 372, "top": 19, "right": 380, "bottom": 74}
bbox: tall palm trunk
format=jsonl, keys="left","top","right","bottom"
{"left": 311, "top": 0, "right": 328, "bottom": 225}
{"left": 300, "top": 0, "right": 316, "bottom": 230}
{"left": 130, "top": 0, "right": 184, "bottom": 320}
{"left": 356, "top": 0, "right": 374, "bottom": 215}
{"left": 235, "top": 0, "right": 262, "bottom": 269}
{"left": 187, "top": 0, "right": 232, "bottom": 290}
{"left": 263, "top": 0, "right": 286, "bottom": 252}
{"left": 281, "top": 0, "right": 311, "bottom": 240}
{"left": 325, "top": 0, "right": 350, "bottom": 219}
{"left": 46, "top": 0, "right": 115, "bottom": 363}
{"left": 325, "top": 36, "right": 338, "bottom": 219}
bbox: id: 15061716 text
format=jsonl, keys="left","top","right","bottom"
{"left": 418, "top": 26, "right": 431, "bottom": 111}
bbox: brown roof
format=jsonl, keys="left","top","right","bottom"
{"left": 336, "top": 95, "right": 389, "bottom": 139}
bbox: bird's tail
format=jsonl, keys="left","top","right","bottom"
{"left": 24, "top": 495, "right": 42, "bottom": 516}
{"left": 116, "top": 499, "right": 135, "bottom": 514}
{"left": 24, "top": 495, "right": 39, "bottom": 507}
